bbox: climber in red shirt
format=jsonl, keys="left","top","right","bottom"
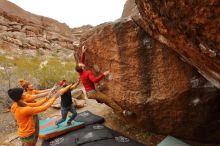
{"left": 78, "top": 48, "right": 107, "bottom": 92}
{"left": 75, "top": 46, "right": 124, "bottom": 115}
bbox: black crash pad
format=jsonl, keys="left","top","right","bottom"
{"left": 43, "top": 124, "right": 112, "bottom": 146}
{"left": 43, "top": 124, "right": 145, "bottom": 146}
{"left": 74, "top": 110, "right": 104, "bottom": 125}
{"left": 81, "top": 138, "right": 144, "bottom": 146}
{"left": 81, "top": 125, "right": 145, "bottom": 146}
{"left": 75, "top": 128, "right": 113, "bottom": 145}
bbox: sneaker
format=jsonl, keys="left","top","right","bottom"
{"left": 54, "top": 124, "right": 59, "bottom": 128}
{"left": 67, "top": 121, "right": 72, "bottom": 126}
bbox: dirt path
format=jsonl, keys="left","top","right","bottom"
{"left": 1, "top": 99, "right": 220, "bottom": 146}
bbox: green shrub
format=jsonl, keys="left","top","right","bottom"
{"left": 0, "top": 55, "right": 78, "bottom": 90}
{"left": 36, "top": 57, "right": 78, "bottom": 88}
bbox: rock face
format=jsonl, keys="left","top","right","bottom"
{"left": 0, "top": 0, "right": 72, "bottom": 36}
{"left": 80, "top": 1, "right": 220, "bottom": 142}
{"left": 81, "top": 19, "right": 193, "bottom": 104}
{"left": 135, "top": 0, "right": 220, "bottom": 89}
{"left": 0, "top": 0, "right": 92, "bottom": 56}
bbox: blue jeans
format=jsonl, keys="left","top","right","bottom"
{"left": 56, "top": 105, "right": 77, "bottom": 125}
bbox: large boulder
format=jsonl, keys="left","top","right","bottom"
{"left": 135, "top": 0, "right": 220, "bottom": 89}
{"left": 80, "top": 18, "right": 220, "bottom": 142}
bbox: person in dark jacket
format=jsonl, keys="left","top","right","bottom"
{"left": 55, "top": 80, "right": 80, "bottom": 127}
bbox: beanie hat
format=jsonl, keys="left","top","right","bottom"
{"left": 8, "top": 88, "right": 24, "bottom": 102}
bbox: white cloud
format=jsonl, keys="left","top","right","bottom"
{"left": 8, "top": 0, "right": 127, "bottom": 28}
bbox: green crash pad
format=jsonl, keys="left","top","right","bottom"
{"left": 157, "top": 136, "right": 190, "bottom": 146}
{"left": 39, "top": 116, "right": 84, "bottom": 140}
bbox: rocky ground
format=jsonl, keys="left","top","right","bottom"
{"left": 0, "top": 99, "right": 220, "bottom": 146}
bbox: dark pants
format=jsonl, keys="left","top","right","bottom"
{"left": 33, "top": 115, "right": 39, "bottom": 141}
{"left": 20, "top": 134, "right": 36, "bottom": 146}
{"left": 56, "top": 105, "right": 77, "bottom": 125}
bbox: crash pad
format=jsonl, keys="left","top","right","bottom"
{"left": 39, "top": 116, "right": 84, "bottom": 140}
{"left": 43, "top": 124, "right": 145, "bottom": 146}
{"left": 80, "top": 125, "right": 146, "bottom": 146}
{"left": 74, "top": 110, "right": 105, "bottom": 125}
{"left": 157, "top": 136, "right": 190, "bottom": 146}
{"left": 81, "top": 138, "right": 144, "bottom": 146}
{"left": 75, "top": 127, "right": 113, "bottom": 145}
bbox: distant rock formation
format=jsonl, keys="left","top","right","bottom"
{"left": 121, "top": 0, "right": 139, "bottom": 18}
{"left": 80, "top": 0, "right": 220, "bottom": 142}
{"left": 0, "top": 0, "right": 92, "bottom": 57}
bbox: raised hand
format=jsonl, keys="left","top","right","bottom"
{"left": 103, "top": 70, "right": 110, "bottom": 76}
{"left": 70, "top": 79, "right": 81, "bottom": 90}
{"left": 76, "top": 78, "right": 81, "bottom": 85}
{"left": 82, "top": 46, "right": 87, "bottom": 53}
